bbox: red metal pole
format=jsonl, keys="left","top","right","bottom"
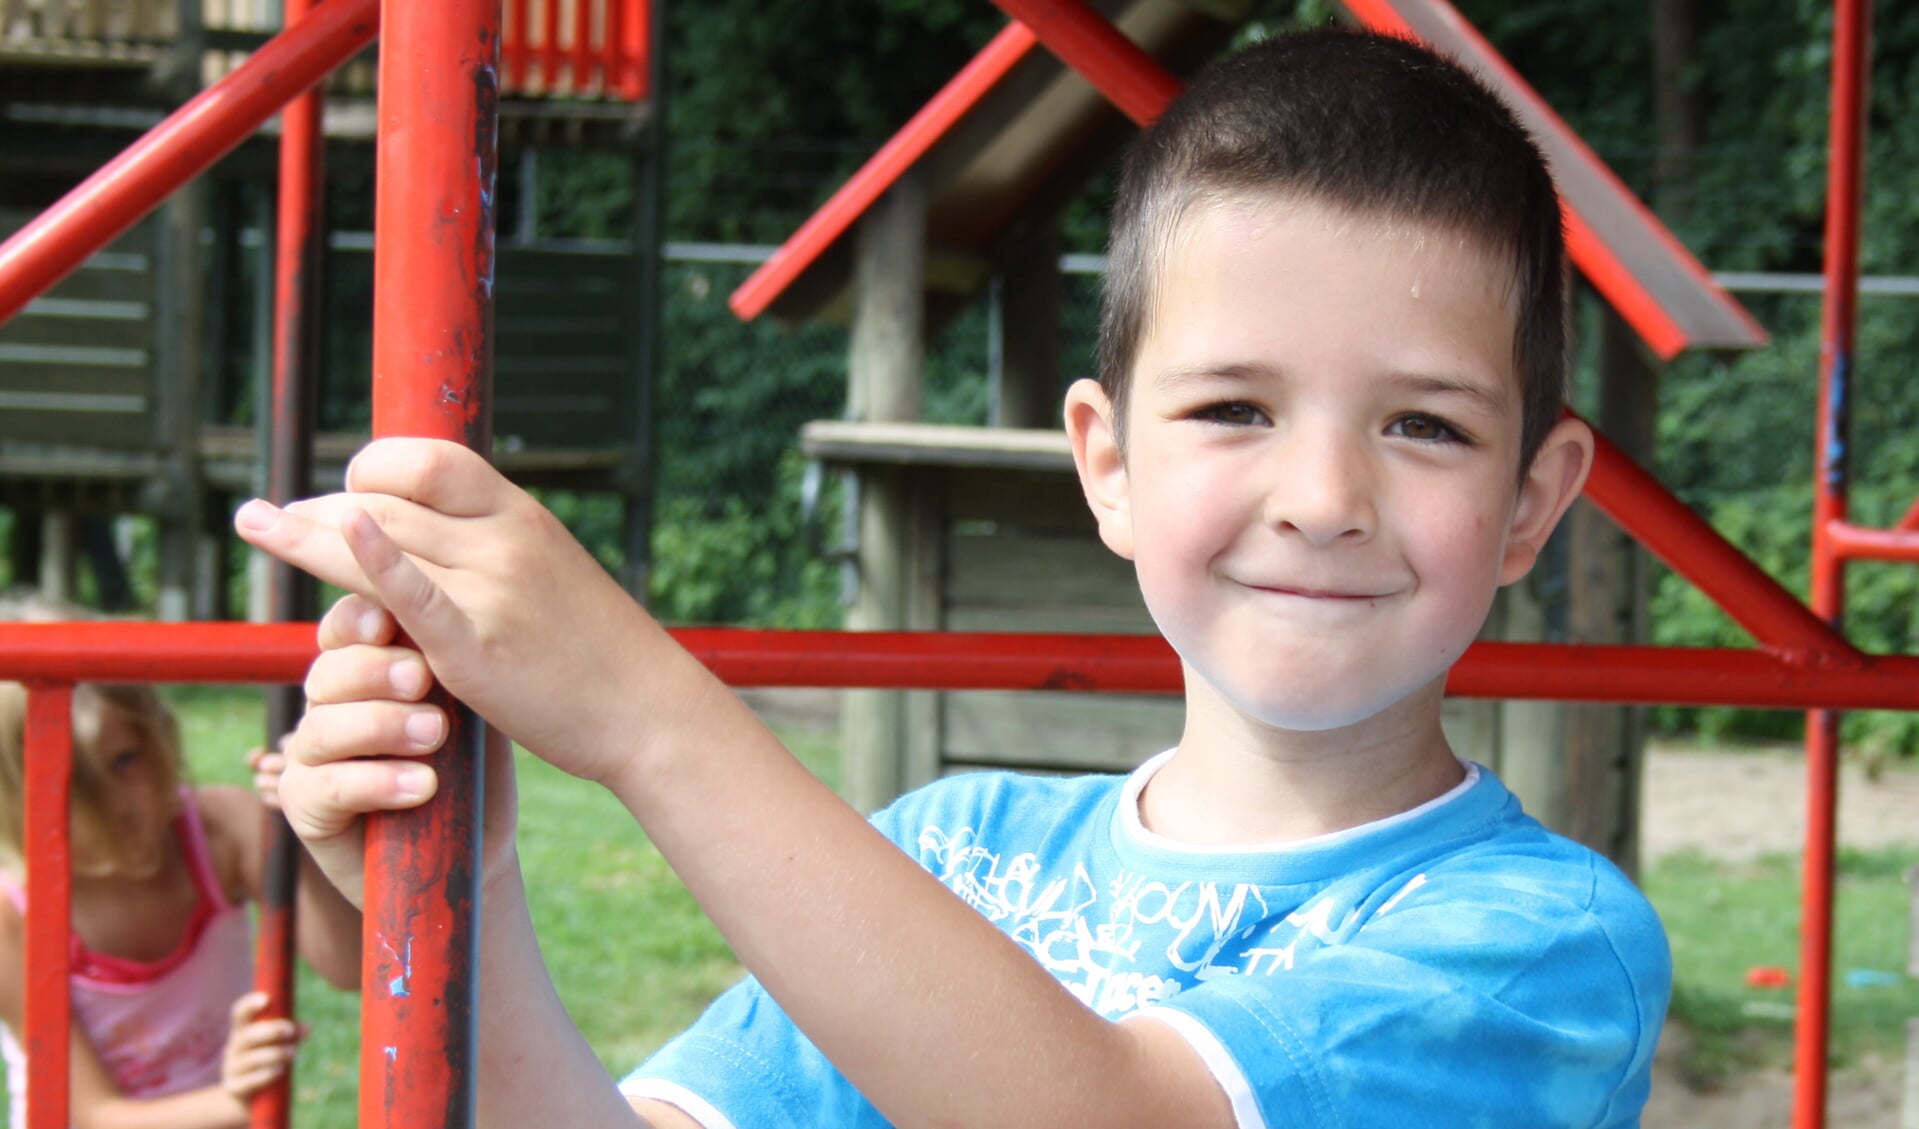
{"left": 361, "top": 0, "right": 499, "bottom": 1122}
{"left": 0, "top": 0, "right": 378, "bottom": 328}
{"left": 571, "top": 0, "right": 593, "bottom": 95}
{"left": 1579, "top": 423, "right": 1857, "bottom": 661}
{"left": 1826, "top": 521, "right": 1919, "bottom": 563}
{"left": 986, "top": 0, "right": 1180, "bottom": 127}
{"left": 618, "top": 0, "right": 648, "bottom": 101}
{"left": 250, "top": 0, "right": 330, "bottom": 1121}
{"left": 23, "top": 683, "right": 73, "bottom": 1129}
{"left": 1796, "top": 3, "right": 1870, "bottom": 1125}
{"left": 541, "top": 0, "right": 561, "bottom": 92}
{"left": 1898, "top": 497, "right": 1919, "bottom": 532}
{"left": 504, "top": 0, "right": 527, "bottom": 91}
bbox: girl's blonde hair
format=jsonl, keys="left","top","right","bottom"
{"left": 0, "top": 593, "right": 185, "bottom": 872}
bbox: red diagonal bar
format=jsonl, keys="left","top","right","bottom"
{"left": 23, "top": 683, "right": 73, "bottom": 1129}
{"left": 0, "top": 0, "right": 378, "bottom": 327}
{"left": 359, "top": 0, "right": 500, "bottom": 1122}
{"left": 1579, "top": 420, "right": 1857, "bottom": 661}
{"left": 729, "top": 22, "right": 1038, "bottom": 321}
{"left": 984, "top": 0, "right": 1180, "bottom": 127}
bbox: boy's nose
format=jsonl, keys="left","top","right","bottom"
{"left": 1262, "top": 433, "right": 1378, "bottom": 545}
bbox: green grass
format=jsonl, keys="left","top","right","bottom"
{"left": 11, "top": 688, "right": 1913, "bottom": 1123}
{"left": 1643, "top": 844, "right": 1919, "bottom": 1089}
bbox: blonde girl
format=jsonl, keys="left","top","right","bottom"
{"left": 0, "top": 675, "right": 361, "bottom": 1129}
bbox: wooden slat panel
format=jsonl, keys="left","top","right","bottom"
{"left": 943, "top": 467, "right": 1092, "bottom": 531}
{"left": 942, "top": 690, "right": 1179, "bottom": 773}
{"left": 0, "top": 315, "right": 150, "bottom": 351}
{"left": 494, "top": 289, "right": 627, "bottom": 321}
{"left": 0, "top": 366, "right": 148, "bottom": 395}
{"left": 492, "top": 329, "right": 626, "bottom": 359}
{"left": 944, "top": 604, "right": 1157, "bottom": 635}
{"left": 946, "top": 529, "right": 1143, "bottom": 610}
{"left": 32, "top": 267, "right": 152, "bottom": 305}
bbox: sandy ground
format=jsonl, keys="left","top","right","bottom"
{"left": 1641, "top": 746, "right": 1917, "bottom": 1129}
{"left": 743, "top": 691, "right": 1916, "bottom": 1127}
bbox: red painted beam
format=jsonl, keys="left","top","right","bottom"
{"left": 729, "top": 22, "right": 1038, "bottom": 321}
{"left": 4, "top": 625, "right": 1917, "bottom": 709}
{"left": 252, "top": 4, "right": 330, "bottom": 1118}
{"left": 361, "top": 0, "right": 500, "bottom": 1122}
{"left": 1797, "top": 2, "right": 1872, "bottom": 1125}
{"left": 985, "top": 0, "right": 1180, "bottom": 127}
{"left": 1579, "top": 420, "right": 1856, "bottom": 662}
{"left": 23, "top": 684, "right": 73, "bottom": 1129}
{"left": 0, "top": 0, "right": 378, "bottom": 328}
{"left": 1827, "top": 521, "right": 1919, "bottom": 564}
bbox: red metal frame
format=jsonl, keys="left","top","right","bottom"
{"left": 357, "top": 0, "right": 501, "bottom": 1122}
{"left": 251, "top": 0, "right": 331, "bottom": 1120}
{"left": 0, "top": 0, "right": 1912, "bottom": 1124}
{"left": 1795, "top": 3, "right": 1872, "bottom": 1126}
{"left": 23, "top": 684, "right": 74, "bottom": 1129}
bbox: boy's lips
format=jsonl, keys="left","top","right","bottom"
{"left": 1246, "top": 582, "right": 1393, "bottom": 601}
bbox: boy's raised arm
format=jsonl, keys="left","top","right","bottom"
{"left": 243, "top": 438, "right": 1236, "bottom": 1129}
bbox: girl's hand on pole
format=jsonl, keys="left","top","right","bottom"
{"left": 220, "top": 991, "right": 302, "bottom": 1099}
{"left": 233, "top": 437, "right": 682, "bottom": 790}
{"left": 245, "top": 743, "right": 287, "bottom": 809}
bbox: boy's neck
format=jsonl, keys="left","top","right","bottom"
{"left": 1137, "top": 672, "right": 1466, "bottom": 847}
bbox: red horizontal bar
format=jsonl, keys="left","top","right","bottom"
{"left": 1897, "top": 498, "right": 1919, "bottom": 533}
{"left": 988, "top": 0, "right": 1183, "bottom": 127}
{"left": 3, "top": 625, "right": 1911, "bottom": 710}
{"left": 1827, "top": 521, "right": 1919, "bottom": 564}
{"left": 729, "top": 22, "right": 1038, "bottom": 321}
{"left": 1579, "top": 420, "right": 1857, "bottom": 661}
{"left": 0, "top": 0, "right": 379, "bottom": 328}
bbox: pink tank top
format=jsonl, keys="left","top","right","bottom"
{"left": 2, "top": 787, "right": 255, "bottom": 1124}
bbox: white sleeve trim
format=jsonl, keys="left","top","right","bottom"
{"left": 1126, "top": 1007, "right": 1269, "bottom": 1129}
{"left": 618, "top": 1078, "right": 740, "bottom": 1129}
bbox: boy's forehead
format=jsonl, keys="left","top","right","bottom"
{"left": 1132, "top": 192, "right": 1525, "bottom": 409}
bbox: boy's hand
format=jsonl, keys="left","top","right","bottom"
{"left": 279, "top": 593, "right": 522, "bottom": 907}
{"left": 234, "top": 438, "right": 681, "bottom": 790}
{"left": 221, "top": 991, "right": 302, "bottom": 1098}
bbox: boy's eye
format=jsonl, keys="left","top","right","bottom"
{"left": 1193, "top": 402, "right": 1268, "bottom": 426}
{"left": 1389, "top": 414, "right": 1469, "bottom": 445}
{"left": 109, "top": 750, "right": 144, "bottom": 774}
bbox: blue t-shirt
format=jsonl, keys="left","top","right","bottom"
{"left": 621, "top": 753, "right": 1670, "bottom": 1128}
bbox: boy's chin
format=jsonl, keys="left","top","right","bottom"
{"left": 1206, "top": 674, "right": 1443, "bottom": 735}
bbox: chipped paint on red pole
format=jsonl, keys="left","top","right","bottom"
{"left": 251, "top": 0, "right": 330, "bottom": 1121}
{"left": 363, "top": 0, "right": 500, "bottom": 1124}
{"left": 23, "top": 683, "right": 73, "bottom": 1129}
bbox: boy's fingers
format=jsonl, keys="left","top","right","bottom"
{"left": 294, "top": 700, "right": 448, "bottom": 765}
{"left": 317, "top": 593, "right": 398, "bottom": 651}
{"left": 346, "top": 437, "right": 511, "bottom": 519}
{"left": 342, "top": 506, "right": 476, "bottom": 670}
{"left": 304, "top": 644, "right": 436, "bottom": 706}
{"left": 278, "top": 755, "right": 438, "bottom": 843}
{"left": 235, "top": 498, "right": 376, "bottom": 597}
{"left": 229, "top": 991, "right": 268, "bottom": 1023}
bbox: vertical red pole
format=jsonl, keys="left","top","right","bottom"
{"left": 361, "top": 0, "right": 498, "bottom": 1125}
{"left": 504, "top": 0, "right": 526, "bottom": 92}
{"left": 619, "top": 0, "right": 648, "bottom": 102}
{"left": 1795, "top": 3, "right": 1869, "bottom": 1127}
{"left": 23, "top": 683, "right": 74, "bottom": 1129}
{"left": 571, "top": 0, "right": 593, "bottom": 96}
{"left": 251, "top": 2, "right": 328, "bottom": 1127}
{"left": 600, "top": 0, "right": 621, "bottom": 98}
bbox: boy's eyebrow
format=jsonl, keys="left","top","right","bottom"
{"left": 1382, "top": 372, "right": 1510, "bottom": 415}
{"left": 1149, "top": 361, "right": 1282, "bottom": 389}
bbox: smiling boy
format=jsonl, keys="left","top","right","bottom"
{"left": 238, "top": 27, "right": 1671, "bottom": 1129}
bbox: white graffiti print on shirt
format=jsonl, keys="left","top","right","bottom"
{"left": 914, "top": 823, "right": 1410, "bottom": 1016}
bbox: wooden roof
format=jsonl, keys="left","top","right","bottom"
{"left": 734, "top": 0, "right": 1766, "bottom": 359}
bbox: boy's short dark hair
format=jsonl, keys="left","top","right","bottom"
{"left": 1097, "top": 28, "right": 1567, "bottom": 471}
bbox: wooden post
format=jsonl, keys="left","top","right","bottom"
{"left": 37, "top": 511, "right": 74, "bottom": 605}
{"left": 152, "top": 177, "right": 208, "bottom": 622}
{"left": 991, "top": 223, "right": 1062, "bottom": 430}
{"left": 1561, "top": 302, "right": 1658, "bottom": 876}
{"left": 842, "top": 172, "right": 932, "bottom": 813}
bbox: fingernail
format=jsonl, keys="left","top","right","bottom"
{"left": 390, "top": 658, "right": 427, "bottom": 697}
{"left": 395, "top": 765, "right": 434, "bottom": 800}
{"left": 235, "top": 500, "right": 280, "bottom": 532}
{"left": 357, "top": 608, "right": 386, "bottom": 640}
{"left": 404, "top": 711, "right": 443, "bottom": 748}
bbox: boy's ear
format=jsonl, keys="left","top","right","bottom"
{"left": 1499, "top": 415, "right": 1595, "bottom": 585}
{"left": 1063, "top": 379, "right": 1135, "bottom": 560}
